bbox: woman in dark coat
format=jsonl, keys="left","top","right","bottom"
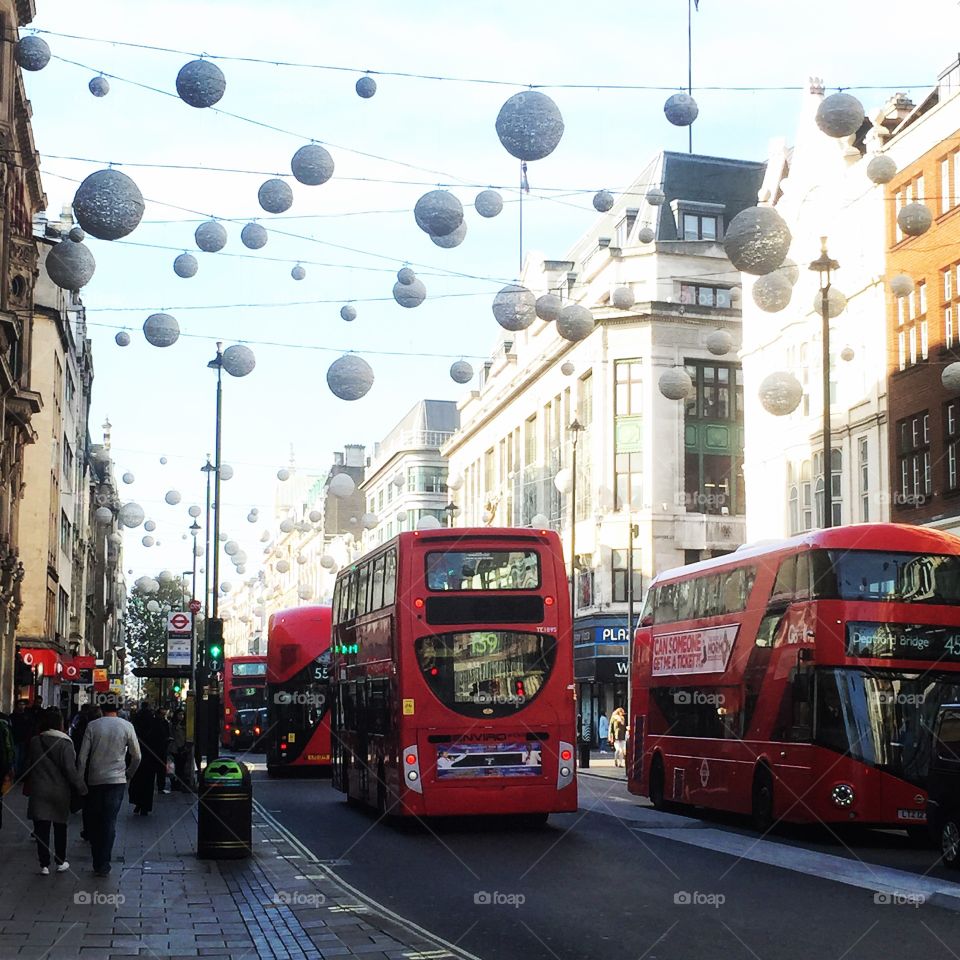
{"left": 128, "top": 705, "right": 169, "bottom": 814}
{"left": 26, "top": 708, "right": 87, "bottom": 874}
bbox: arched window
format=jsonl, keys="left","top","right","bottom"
{"left": 788, "top": 485, "right": 799, "bottom": 534}
{"left": 813, "top": 449, "right": 842, "bottom": 527}
{"left": 800, "top": 461, "right": 812, "bottom": 531}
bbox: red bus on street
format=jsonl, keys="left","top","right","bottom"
{"left": 331, "top": 527, "right": 577, "bottom": 821}
{"left": 628, "top": 523, "right": 960, "bottom": 833}
{"left": 265, "top": 606, "right": 332, "bottom": 776}
{"left": 222, "top": 655, "right": 267, "bottom": 749}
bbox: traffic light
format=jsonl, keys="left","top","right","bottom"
{"left": 207, "top": 617, "right": 224, "bottom": 672}
{"left": 173, "top": 683, "right": 182, "bottom": 695}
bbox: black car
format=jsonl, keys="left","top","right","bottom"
{"left": 927, "top": 703, "right": 960, "bottom": 868}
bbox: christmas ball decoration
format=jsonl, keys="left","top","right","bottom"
{"left": 236, "top": 566, "right": 246, "bottom": 575}
{"left": 495, "top": 91, "right": 564, "bottom": 161}
{"left": 15, "top": 36, "right": 50, "bottom": 71}
{"left": 898, "top": 202, "right": 932, "bottom": 237}
{"left": 95, "top": 506, "right": 113, "bottom": 524}
{"left": 160, "top": 457, "right": 168, "bottom": 465}
{"left": 233, "top": 550, "right": 247, "bottom": 565}
{"left": 475, "top": 190, "right": 503, "bottom": 218}
{"left": 224, "top": 540, "right": 239, "bottom": 556}
{"left": 759, "top": 371, "right": 803, "bottom": 416}
{"left": 220, "top": 464, "right": 234, "bottom": 481}
{"left": 308, "top": 509, "right": 321, "bottom": 523}
{"left": 492, "top": 284, "right": 536, "bottom": 331}
{"left": 450, "top": 360, "right": 473, "bottom": 384}
{"left": 164, "top": 490, "right": 181, "bottom": 506}
{"left": 942, "top": 362, "right": 960, "bottom": 393}
{"left": 320, "top": 554, "right": 336, "bottom": 569}
{"left": 356, "top": 75, "right": 377, "bottom": 98}
{"left": 393, "top": 278, "right": 426, "bottom": 308}
{"left": 143, "top": 313, "right": 179, "bottom": 348}
{"left": 241, "top": 222, "right": 267, "bottom": 249}
{"left": 329, "top": 473, "right": 355, "bottom": 497}
{"left": 561, "top": 361, "right": 575, "bottom": 376}
{"left": 361, "top": 513, "right": 379, "bottom": 530}
{"left": 276, "top": 559, "right": 290, "bottom": 573}
{"left": 431, "top": 220, "right": 467, "bottom": 248}
{"left": 144, "top": 520, "right": 156, "bottom": 532}
{"left": 119, "top": 502, "right": 145, "bottom": 528}
{"left": 176, "top": 59, "right": 226, "bottom": 108}
{"left": 46, "top": 239, "right": 96, "bottom": 291}
{"left": 638, "top": 225, "right": 655, "bottom": 244}
{"left": 536, "top": 294, "right": 562, "bottom": 322}
{"left": 277, "top": 468, "right": 290, "bottom": 481}
{"left": 397, "top": 267, "right": 417, "bottom": 285}
{"left": 279, "top": 519, "right": 294, "bottom": 533}
{"left": 815, "top": 92, "right": 864, "bottom": 138}
{"left": 392, "top": 471, "right": 405, "bottom": 487}
{"left": 222, "top": 344, "right": 256, "bottom": 377}
{"left": 146, "top": 599, "right": 160, "bottom": 612}
{"left": 612, "top": 286, "right": 635, "bottom": 310}
{"left": 530, "top": 513, "right": 550, "bottom": 527}
{"left": 247, "top": 512, "right": 256, "bottom": 523}
{"left": 417, "top": 515, "right": 442, "bottom": 530}
{"left": 122, "top": 472, "right": 134, "bottom": 484}
{"left": 291, "top": 143, "right": 334, "bottom": 185}
{"left": 298, "top": 585, "right": 314, "bottom": 601}
{"left": 557, "top": 304, "right": 594, "bottom": 342}
{"left": 157, "top": 570, "right": 175, "bottom": 584}
{"left": 840, "top": 345, "right": 855, "bottom": 362}
{"left": 188, "top": 504, "right": 201, "bottom": 518}
{"left": 593, "top": 190, "right": 614, "bottom": 212}
{"left": 340, "top": 304, "right": 357, "bottom": 321}
{"left": 68, "top": 226, "right": 85, "bottom": 242}
{"left": 866, "top": 154, "right": 897, "bottom": 185}
{"left": 813, "top": 287, "right": 847, "bottom": 318}
{"left": 752, "top": 273, "right": 793, "bottom": 313}
{"left": 553, "top": 469, "right": 572, "bottom": 494}
{"left": 890, "top": 273, "right": 914, "bottom": 298}
{"left": 664, "top": 92, "right": 699, "bottom": 126}
{"left": 258, "top": 178, "right": 293, "bottom": 214}
{"left": 776, "top": 258, "right": 800, "bottom": 286}
{"left": 659, "top": 367, "right": 693, "bottom": 400}
{"left": 73, "top": 170, "right": 145, "bottom": 241}
{"left": 706, "top": 329, "right": 734, "bottom": 356}
{"left": 724, "top": 206, "right": 791, "bottom": 276}
{"left": 89, "top": 75, "right": 110, "bottom": 97}
{"left": 646, "top": 187, "right": 666, "bottom": 206}
{"left": 173, "top": 252, "right": 198, "bottom": 278}
{"left": 220, "top": 582, "right": 232, "bottom": 594}
{"left": 327, "top": 354, "right": 374, "bottom": 401}
{"left": 195, "top": 220, "right": 227, "bottom": 252}
{"left": 291, "top": 264, "right": 306, "bottom": 280}
{"left": 414, "top": 190, "right": 463, "bottom": 237}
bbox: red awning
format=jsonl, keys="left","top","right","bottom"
{"left": 19, "top": 648, "right": 63, "bottom": 678}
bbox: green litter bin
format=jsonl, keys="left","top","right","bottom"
{"left": 197, "top": 759, "right": 252, "bottom": 859}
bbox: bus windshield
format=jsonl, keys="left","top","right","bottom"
{"left": 229, "top": 685, "right": 265, "bottom": 710}
{"left": 425, "top": 550, "right": 540, "bottom": 591}
{"left": 818, "top": 550, "right": 960, "bottom": 605}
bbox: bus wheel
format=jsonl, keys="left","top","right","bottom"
{"left": 648, "top": 755, "right": 667, "bottom": 810}
{"left": 941, "top": 817, "right": 960, "bottom": 868}
{"left": 751, "top": 766, "right": 774, "bottom": 833}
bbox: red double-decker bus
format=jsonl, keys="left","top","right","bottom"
{"left": 331, "top": 527, "right": 577, "bottom": 821}
{"left": 222, "top": 655, "right": 267, "bottom": 749}
{"left": 628, "top": 523, "right": 960, "bottom": 833}
{"left": 265, "top": 606, "right": 332, "bottom": 776}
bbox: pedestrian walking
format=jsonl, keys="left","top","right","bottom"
{"left": 0, "top": 709, "right": 14, "bottom": 830}
{"left": 610, "top": 707, "right": 627, "bottom": 767}
{"left": 77, "top": 695, "right": 140, "bottom": 877}
{"left": 10, "top": 701, "right": 34, "bottom": 779}
{"left": 25, "top": 708, "right": 87, "bottom": 875}
{"left": 597, "top": 712, "right": 609, "bottom": 753}
{"left": 170, "top": 709, "right": 188, "bottom": 791}
{"left": 69, "top": 704, "right": 93, "bottom": 753}
{"left": 153, "top": 709, "right": 172, "bottom": 795}
{"left": 128, "top": 703, "right": 165, "bottom": 814}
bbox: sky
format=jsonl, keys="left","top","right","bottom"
{"left": 20, "top": 0, "right": 960, "bottom": 586}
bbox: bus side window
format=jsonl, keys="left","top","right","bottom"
{"left": 342, "top": 682, "right": 357, "bottom": 729}
{"left": 755, "top": 611, "right": 784, "bottom": 648}
{"left": 771, "top": 556, "right": 796, "bottom": 603}
{"left": 794, "top": 553, "right": 811, "bottom": 600}
{"left": 332, "top": 580, "right": 342, "bottom": 626}
{"left": 639, "top": 587, "right": 656, "bottom": 626}
{"left": 358, "top": 562, "right": 372, "bottom": 615}
{"left": 367, "top": 678, "right": 391, "bottom": 734}
{"left": 654, "top": 583, "right": 677, "bottom": 623}
{"left": 676, "top": 580, "right": 695, "bottom": 620}
{"left": 371, "top": 556, "right": 386, "bottom": 611}
{"left": 383, "top": 550, "right": 397, "bottom": 605}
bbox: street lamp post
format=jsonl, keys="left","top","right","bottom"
{"left": 566, "top": 418, "right": 587, "bottom": 766}
{"left": 809, "top": 237, "right": 840, "bottom": 529}
{"left": 443, "top": 501, "right": 459, "bottom": 528}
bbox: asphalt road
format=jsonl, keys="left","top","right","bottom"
{"left": 249, "top": 759, "right": 960, "bottom": 960}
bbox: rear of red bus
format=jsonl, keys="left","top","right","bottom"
{"left": 386, "top": 529, "right": 577, "bottom": 818}
{"left": 265, "top": 606, "right": 332, "bottom": 775}
{"left": 222, "top": 656, "right": 267, "bottom": 748}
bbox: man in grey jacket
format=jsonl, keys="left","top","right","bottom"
{"left": 77, "top": 694, "right": 141, "bottom": 877}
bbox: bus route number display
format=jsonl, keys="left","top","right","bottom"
{"left": 846, "top": 622, "right": 960, "bottom": 661}
{"left": 651, "top": 625, "right": 739, "bottom": 677}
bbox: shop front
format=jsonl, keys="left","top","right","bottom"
{"left": 573, "top": 616, "right": 630, "bottom": 748}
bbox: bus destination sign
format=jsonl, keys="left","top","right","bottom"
{"left": 846, "top": 622, "right": 960, "bottom": 662}
{"left": 651, "top": 625, "right": 738, "bottom": 677}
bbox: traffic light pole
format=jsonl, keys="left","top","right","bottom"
{"left": 206, "top": 344, "right": 224, "bottom": 762}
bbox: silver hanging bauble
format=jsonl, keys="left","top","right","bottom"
{"left": 393, "top": 278, "right": 426, "bottom": 308}
{"left": 492, "top": 284, "right": 536, "bottom": 331}
{"left": 414, "top": 190, "right": 463, "bottom": 237}
{"left": 898, "top": 202, "right": 932, "bottom": 237}
{"left": 165, "top": 490, "right": 182, "bottom": 506}
{"left": 361, "top": 512, "right": 379, "bottom": 530}
{"left": 759, "top": 371, "right": 803, "bottom": 416}
{"left": 557, "top": 304, "right": 594, "bottom": 342}
{"left": 88, "top": 75, "right": 110, "bottom": 97}
{"left": 308, "top": 509, "right": 322, "bottom": 523}
{"left": 356, "top": 75, "right": 377, "bottom": 98}
{"left": 706, "top": 329, "right": 734, "bottom": 356}
{"left": 68, "top": 226, "right": 85, "bottom": 242}
{"left": 813, "top": 286, "right": 847, "bottom": 318}
{"left": 612, "top": 286, "right": 635, "bottom": 310}
{"left": 664, "top": 92, "right": 699, "bottom": 126}
{"left": 173, "top": 253, "right": 198, "bottom": 278}
{"left": 724, "top": 206, "right": 792, "bottom": 276}
{"left": 277, "top": 467, "right": 290, "bottom": 481}
{"left": 431, "top": 220, "right": 467, "bottom": 248}
{"left": 46, "top": 239, "right": 96, "bottom": 291}
{"left": 143, "top": 519, "right": 155, "bottom": 530}
{"left": 340, "top": 304, "right": 357, "bottom": 322}
{"left": 418, "top": 516, "right": 441, "bottom": 530}
{"left": 593, "top": 190, "right": 614, "bottom": 212}
{"left": 291, "top": 143, "right": 334, "bottom": 186}
{"left": 943, "top": 362, "right": 960, "bottom": 393}
{"left": 397, "top": 267, "right": 417, "bottom": 285}
{"left": 143, "top": 312, "right": 180, "bottom": 348}
{"left": 561, "top": 361, "right": 575, "bottom": 376}
{"left": 122, "top": 472, "right": 134, "bottom": 484}
{"left": 775, "top": 258, "right": 800, "bottom": 286}
{"left": 115, "top": 331, "right": 130, "bottom": 347}
{"left": 495, "top": 90, "right": 564, "bottom": 161}
{"left": 195, "top": 220, "right": 227, "bottom": 252}
{"left": 222, "top": 344, "right": 256, "bottom": 377}
{"left": 94, "top": 506, "right": 113, "bottom": 524}
{"left": 866, "top": 154, "right": 897, "bottom": 185}
{"left": 815, "top": 92, "right": 864, "bottom": 139}
{"left": 475, "top": 190, "right": 503, "bottom": 218}
{"left": 176, "top": 59, "right": 226, "bottom": 108}
{"left": 646, "top": 187, "right": 666, "bottom": 206}
{"left": 329, "top": 473, "right": 355, "bottom": 498}
{"left": 450, "top": 360, "right": 473, "bottom": 384}
{"left": 840, "top": 345, "right": 855, "bottom": 362}
{"left": 638, "top": 225, "right": 655, "bottom": 244}
{"left": 220, "top": 464, "right": 234, "bottom": 480}
{"left": 241, "top": 222, "right": 267, "bottom": 249}
{"left": 291, "top": 264, "right": 306, "bottom": 280}
{"left": 258, "top": 178, "right": 293, "bottom": 214}
{"left": 890, "top": 273, "right": 914, "bottom": 298}
{"left": 73, "top": 170, "right": 145, "bottom": 241}
{"left": 659, "top": 367, "right": 693, "bottom": 400}
{"left": 327, "top": 354, "right": 374, "bottom": 401}
{"left": 276, "top": 559, "right": 290, "bottom": 573}
{"left": 119, "top": 502, "right": 145, "bottom": 528}
{"left": 15, "top": 36, "right": 50, "bottom": 71}
{"left": 536, "top": 293, "right": 562, "bottom": 322}
{"left": 752, "top": 273, "right": 793, "bottom": 313}
{"left": 188, "top": 504, "right": 201, "bottom": 517}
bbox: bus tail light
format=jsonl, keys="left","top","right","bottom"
{"left": 414, "top": 598, "right": 424, "bottom": 609}
{"left": 402, "top": 744, "right": 423, "bottom": 794}
{"left": 557, "top": 741, "right": 575, "bottom": 790}
{"left": 254, "top": 727, "right": 261, "bottom": 735}
{"left": 545, "top": 596, "right": 555, "bottom": 606}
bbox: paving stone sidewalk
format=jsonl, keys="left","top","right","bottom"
{"left": 0, "top": 784, "right": 474, "bottom": 960}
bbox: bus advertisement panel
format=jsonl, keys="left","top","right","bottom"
{"left": 222, "top": 656, "right": 267, "bottom": 749}
{"left": 628, "top": 523, "right": 960, "bottom": 832}
{"left": 331, "top": 527, "right": 577, "bottom": 821}
{"left": 265, "top": 606, "right": 332, "bottom": 775}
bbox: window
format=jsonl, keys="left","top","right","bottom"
{"left": 941, "top": 261, "right": 960, "bottom": 350}
{"left": 576, "top": 372, "right": 593, "bottom": 521}
{"left": 897, "top": 411, "right": 931, "bottom": 508}
{"left": 684, "top": 362, "right": 742, "bottom": 422}
{"left": 679, "top": 283, "right": 732, "bottom": 308}
{"left": 649, "top": 566, "right": 756, "bottom": 625}
{"left": 813, "top": 449, "right": 842, "bottom": 527}
{"left": 947, "top": 400, "right": 960, "bottom": 491}
{"left": 383, "top": 550, "right": 397, "bottom": 605}
{"left": 611, "top": 549, "right": 642, "bottom": 603}
{"left": 426, "top": 550, "right": 540, "bottom": 591}
{"left": 407, "top": 466, "right": 446, "bottom": 493}
{"left": 682, "top": 213, "right": 718, "bottom": 241}
{"left": 616, "top": 209, "right": 637, "bottom": 247}
{"left": 57, "top": 587, "right": 69, "bottom": 640}
{"left": 59, "top": 510, "right": 71, "bottom": 557}
{"left": 614, "top": 360, "right": 643, "bottom": 511}
{"left": 858, "top": 436, "right": 869, "bottom": 521}
{"left": 64, "top": 369, "right": 75, "bottom": 407}
{"left": 62, "top": 437, "right": 73, "bottom": 486}
{"left": 524, "top": 416, "right": 537, "bottom": 467}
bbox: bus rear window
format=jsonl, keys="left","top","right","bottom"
{"left": 818, "top": 550, "right": 960, "bottom": 605}
{"left": 425, "top": 551, "right": 540, "bottom": 591}
{"left": 232, "top": 663, "right": 266, "bottom": 677}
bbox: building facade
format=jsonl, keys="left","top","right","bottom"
{"left": 443, "top": 151, "right": 765, "bottom": 743}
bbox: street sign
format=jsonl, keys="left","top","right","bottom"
{"left": 167, "top": 611, "right": 193, "bottom": 639}
{"left": 188, "top": 599, "right": 201, "bottom": 614}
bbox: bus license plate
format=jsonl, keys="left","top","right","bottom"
{"left": 897, "top": 809, "right": 926, "bottom": 821}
